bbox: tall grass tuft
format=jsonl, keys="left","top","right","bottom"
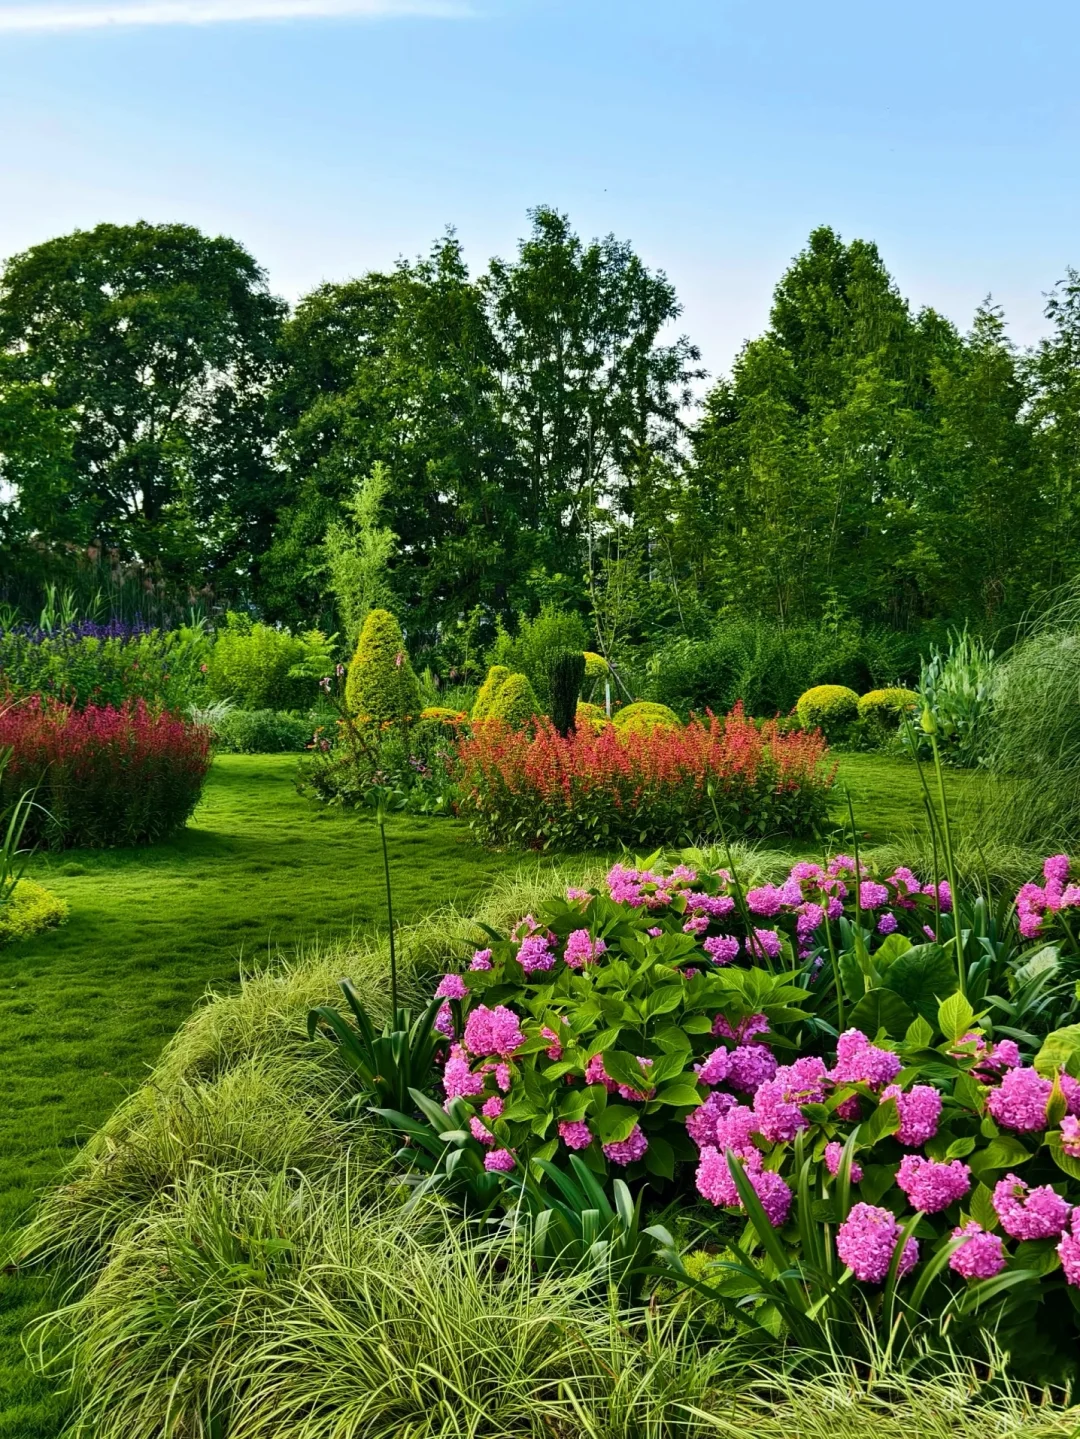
{"left": 985, "top": 582, "right": 1080, "bottom": 848}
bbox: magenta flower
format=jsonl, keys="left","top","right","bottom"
{"left": 837, "top": 1203, "right": 919, "bottom": 1284}
{"left": 1061, "top": 1115, "right": 1080, "bottom": 1158}
{"left": 831, "top": 1029, "right": 902, "bottom": 1088}
{"left": 881, "top": 1083, "right": 942, "bottom": 1147}
{"left": 434, "top": 1001, "right": 454, "bottom": 1038}
{"left": 694, "top": 1047, "right": 731, "bottom": 1087}
{"left": 993, "top": 1174, "right": 1071, "bottom": 1239}
{"left": 469, "top": 948, "right": 493, "bottom": 970}
{"left": 683, "top": 915, "right": 710, "bottom": 936}
{"left": 602, "top": 1124, "right": 649, "bottom": 1166}
{"left": 1057, "top": 1208, "right": 1080, "bottom": 1287}
{"left": 565, "top": 886, "right": 590, "bottom": 901}
{"left": 703, "top": 935, "right": 740, "bottom": 965}
{"left": 824, "top": 1140, "right": 863, "bottom": 1183}
{"left": 484, "top": 1148, "right": 516, "bottom": 1172}
{"left": 877, "top": 912, "right": 898, "bottom": 935}
{"left": 463, "top": 1005, "right": 524, "bottom": 1058}
{"left": 896, "top": 1155, "right": 971, "bottom": 1213}
{"left": 859, "top": 881, "right": 889, "bottom": 910}
{"left": 695, "top": 1146, "right": 790, "bottom": 1224}
{"left": 949, "top": 1222, "right": 1006, "bottom": 1280}
{"left": 646, "top": 925, "right": 663, "bottom": 937}
{"left": 564, "top": 928, "right": 606, "bottom": 968}
{"left": 686, "top": 892, "right": 735, "bottom": 919}
{"left": 726, "top": 1043, "right": 778, "bottom": 1093}
{"left": 585, "top": 1053, "right": 618, "bottom": 1093}
{"left": 435, "top": 972, "right": 467, "bottom": 1000}
{"left": 517, "top": 934, "right": 555, "bottom": 973}
{"left": 685, "top": 1090, "right": 738, "bottom": 1149}
{"left": 470, "top": 1116, "right": 497, "bottom": 1146}
{"left": 481, "top": 1095, "right": 504, "bottom": 1119}
{"left": 752, "top": 1057, "right": 829, "bottom": 1143}
{"left": 712, "top": 1012, "right": 770, "bottom": 1042}
{"left": 748, "top": 927, "right": 783, "bottom": 961}
{"left": 986, "top": 1066, "right": 1051, "bottom": 1132}
{"left": 558, "top": 1119, "right": 592, "bottom": 1150}
{"left": 442, "top": 1044, "right": 485, "bottom": 1102}
{"left": 746, "top": 885, "right": 784, "bottom": 917}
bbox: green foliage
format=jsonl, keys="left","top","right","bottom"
{"left": 309, "top": 981, "right": 444, "bottom": 1113}
{"left": 205, "top": 614, "right": 330, "bottom": 712}
{"left": 471, "top": 664, "right": 511, "bottom": 720}
{"left": 583, "top": 650, "right": 608, "bottom": 680}
{"left": 612, "top": 700, "right": 682, "bottom": 734}
{"left": 859, "top": 687, "right": 920, "bottom": 730}
{"left": 344, "top": 608, "right": 420, "bottom": 723}
{"left": 576, "top": 700, "right": 609, "bottom": 731}
{"left": 489, "top": 604, "right": 590, "bottom": 712}
{"left": 487, "top": 672, "right": 541, "bottom": 729}
{"left": 796, "top": 684, "right": 860, "bottom": 740}
{"left": 914, "top": 629, "right": 999, "bottom": 767}
{"left": 0, "top": 620, "right": 212, "bottom": 709}
{"left": 213, "top": 708, "right": 313, "bottom": 754}
{"left": 0, "top": 877, "right": 67, "bottom": 944}
{"left": 550, "top": 650, "right": 585, "bottom": 736}
{"left": 323, "top": 460, "right": 398, "bottom": 646}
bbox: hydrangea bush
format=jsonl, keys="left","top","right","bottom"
{"left": 380, "top": 851, "right": 1080, "bottom": 1379}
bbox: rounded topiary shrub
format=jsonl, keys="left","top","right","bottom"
{"left": 471, "top": 665, "right": 511, "bottom": 721}
{"left": 612, "top": 701, "right": 681, "bottom": 735}
{"left": 583, "top": 651, "right": 609, "bottom": 681}
{"left": 575, "top": 700, "right": 610, "bottom": 731}
{"left": 487, "top": 673, "right": 540, "bottom": 730}
{"left": 0, "top": 879, "right": 68, "bottom": 945}
{"left": 858, "top": 687, "right": 919, "bottom": 733}
{"left": 344, "top": 609, "right": 420, "bottom": 725}
{"left": 796, "top": 684, "right": 859, "bottom": 740}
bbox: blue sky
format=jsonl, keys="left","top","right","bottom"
{"left": 1, "top": 0, "right": 1077, "bottom": 376}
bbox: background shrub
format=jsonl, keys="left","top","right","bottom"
{"left": 612, "top": 700, "right": 681, "bottom": 734}
{"left": 549, "top": 650, "right": 585, "bottom": 736}
{"left": 796, "top": 684, "right": 860, "bottom": 740}
{"left": 344, "top": 608, "right": 420, "bottom": 723}
{"left": 486, "top": 672, "right": 540, "bottom": 729}
{"left": 205, "top": 614, "right": 330, "bottom": 712}
{"left": 213, "top": 709, "right": 314, "bottom": 754}
{"left": 0, "top": 697, "right": 212, "bottom": 848}
{"left": 914, "top": 628, "right": 999, "bottom": 767}
{"left": 0, "top": 620, "right": 210, "bottom": 710}
{"left": 489, "top": 605, "right": 590, "bottom": 712}
{"left": 471, "top": 664, "right": 511, "bottom": 720}
{"left": 575, "top": 700, "right": 609, "bottom": 731}
{"left": 0, "top": 878, "right": 68, "bottom": 944}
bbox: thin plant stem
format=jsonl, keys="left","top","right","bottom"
{"left": 378, "top": 812, "right": 398, "bottom": 1018}
{"left": 928, "top": 731, "right": 964, "bottom": 997}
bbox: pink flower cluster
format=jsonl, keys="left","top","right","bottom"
{"left": 836, "top": 1203, "right": 919, "bottom": 1283}
{"left": 602, "top": 1124, "right": 649, "bottom": 1166}
{"left": 1016, "top": 854, "right": 1080, "bottom": 939}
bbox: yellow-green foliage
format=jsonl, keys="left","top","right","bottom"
{"left": 583, "top": 651, "right": 609, "bottom": 680}
{"left": 575, "top": 700, "right": 610, "bottom": 731}
{"left": 0, "top": 879, "right": 68, "bottom": 945}
{"left": 419, "top": 706, "right": 467, "bottom": 725}
{"left": 471, "top": 665, "right": 511, "bottom": 721}
{"left": 488, "top": 672, "right": 540, "bottom": 729}
{"left": 796, "top": 684, "right": 860, "bottom": 734}
{"left": 858, "top": 687, "right": 919, "bottom": 729}
{"left": 344, "top": 609, "right": 420, "bottom": 724}
{"left": 612, "top": 701, "right": 682, "bottom": 735}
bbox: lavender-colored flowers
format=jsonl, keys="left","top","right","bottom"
{"left": 896, "top": 1154, "right": 971, "bottom": 1213}
{"left": 694, "top": 1047, "right": 731, "bottom": 1087}
{"left": 703, "top": 935, "right": 740, "bottom": 965}
{"left": 837, "top": 1203, "right": 919, "bottom": 1283}
{"left": 685, "top": 1090, "right": 738, "bottom": 1148}
{"left": 824, "top": 1140, "right": 863, "bottom": 1183}
{"left": 443, "top": 1044, "right": 485, "bottom": 1102}
{"left": 726, "top": 1043, "right": 778, "bottom": 1093}
{"left": 949, "top": 1222, "right": 1006, "bottom": 1279}
{"left": 469, "top": 948, "right": 493, "bottom": 970}
{"left": 517, "top": 934, "right": 555, "bottom": 973}
{"left": 564, "top": 928, "right": 606, "bottom": 968}
{"left": 752, "top": 1057, "right": 829, "bottom": 1143}
{"left": 993, "top": 1175, "right": 1072, "bottom": 1239}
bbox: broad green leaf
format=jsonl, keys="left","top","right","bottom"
{"left": 655, "top": 1080, "right": 703, "bottom": 1108}
{"left": 648, "top": 1049, "right": 690, "bottom": 1085}
{"left": 644, "top": 985, "right": 684, "bottom": 1019}
{"left": 859, "top": 1163, "right": 898, "bottom": 1205}
{"left": 1014, "top": 945, "right": 1060, "bottom": 986}
{"left": 860, "top": 1096, "right": 900, "bottom": 1147}
{"left": 596, "top": 1104, "right": 640, "bottom": 1144}
{"left": 1047, "top": 1132, "right": 1080, "bottom": 1182}
{"left": 849, "top": 988, "right": 914, "bottom": 1040}
{"left": 905, "top": 1014, "right": 934, "bottom": 1049}
{"left": 837, "top": 949, "right": 866, "bottom": 1003}
{"left": 644, "top": 1135, "right": 675, "bottom": 1180}
{"left": 681, "top": 1013, "right": 714, "bottom": 1033}
{"left": 937, "top": 991, "right": 975, "bottom": 1042}
{"left": 873, "top": 932, "right": 912, "bottom": 967}
{"left": 954, "top": 1073, "right": 985, "bottom": 1112}
{"left": 601, "top": 1049, "right": 654, "bottom": 1092}
{"left": 969, "top": 1136, "right": 1034, "bottom": 1176}
{"left": 945, "top": 1136, "right": 977, "bottom": 1160}
{"left": 1012, "top": 1239, "right": 1062, "bottom": 1276}
{"left": 1034, "top": 1025, "right": 1080, "bottom": 1079}
{"left": 969, "top": 1182, "right": 999, "bottom": 1230}
{"left": 883, "top": 945, "right": 957, "bottom": 1017}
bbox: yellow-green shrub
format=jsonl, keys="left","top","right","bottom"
{"left": 612, "top": 701, "right": 681, "bottom": 735}
{"left": 420, "top": 706, "right": 468, "bottom": 726}
{"left": 487, "top": 673, "right": 540, "bottom": 729}
{"left": 344, "top": 609, "right": 420, "bottom": 724}
{"left": 575, "top": 700, "right": 610, "bottom": 731}
{"left": 583, "top": 651, "right": 609, "bottom": 680}
{"left": 796, "top": 684, "right": 859, "bottom": 739}
{"left": 471, "top": 665, "right": 511, "bottom": 721}
{"left": 858, "top": 687, "right": 919, "bottom": 731}
{"left": 0, "top": 879, "right": 68, "bottom": 945}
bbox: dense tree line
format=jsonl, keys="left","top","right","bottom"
{"left": 2, "top": 213, "right": 1078, "bottom": 648}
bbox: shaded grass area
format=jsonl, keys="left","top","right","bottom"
{"left": 0, "top": 750, "right": 971, "bottom": 1436}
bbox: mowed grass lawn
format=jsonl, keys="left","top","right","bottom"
{"left": 0, "top": 749, "right": 974, "bottom": 1436}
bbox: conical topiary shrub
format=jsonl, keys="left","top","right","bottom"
{"left": 344, "top": 609, "right": 420, "bottom": 724}
{"left": 487, "top": 673, "right": 541, "bottom": 730}
{"left": 471, "top": 665, "right": 511, "bottom": 721}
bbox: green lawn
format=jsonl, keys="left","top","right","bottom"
{"left": 0, "top": 749, "right": 967, "bottom": 1437}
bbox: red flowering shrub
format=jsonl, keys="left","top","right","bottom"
{"left": 455, "top": 703, "right": 835, "bottom": 848}
{"left": 0, "top": 695, "right": 212, "bottom": 848}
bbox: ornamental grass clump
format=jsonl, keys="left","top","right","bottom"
{"left": 454, "top": 703, "right": 835, "bottom": 849}
{"left": 0, "top": 694, "right": 211, "bottom": 847}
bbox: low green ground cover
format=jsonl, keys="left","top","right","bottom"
{"left": 0, "top": 751, "right": 973, "bottom": 1436}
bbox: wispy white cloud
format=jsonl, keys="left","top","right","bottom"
{"left": 0, "top": 0, "right": 469, "bottom": 31}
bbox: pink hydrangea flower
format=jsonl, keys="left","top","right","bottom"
{"left": 695, "top": 1146, "right": 791, "bottom": 1224}
{"left": 686, "top": 892, "right": 736, "bottom": 919}
{"left": 442, "top": 1044, "right": 485, "bottom": 1102}
{"left": 703, "top": 935, "right": 740, "bottom": 965}
{"left": 685, "top": 1090, "right": 738, "bottom": 1148}
{"left": 695, "top": 1047, "right": 731, "bottom": 1087}
{"left": 747, "top": 928, "right": 783, "bottom": 961}
{"left": 993, "top": 1174, "right": 1071, "bottom": 1239}
{"left": 602, "top": 1124, "right": 648, "bottom": 1166}
{"left": 831, "top": 1029, "right": 902, "bottom": 1088}
{"left": 881, "top": 1083, "right": 941, "bottom": 1147}
{"left": 837, "top": 1203, "right": 919, "bottom": 1284}
{"left": 541, "top": 1025, "right": 563, "bottom": 1060}
{"left": 470, "top": 949, "right": 493, "bottom": 970}
{"left": 824, "top": 1140, "right": 863, "bottom": 1183}
{"left": 1045, "top": 854, "right": 1071, "bottom": 886}
{"left": 726, "top": 1043, "right": 779, "bottom": 1092}
{"left": 986, "top": 1067, "right": 1051, "bottom": 1132}
{"left": 470, "top": 1116, "right": 497, "bottom": 1146}
{"left": 463, "top": 1005, "right": 524, "bottom": 1058}
{"left": 670, "top": 864, "right": 698, "bottom": 883}
{"left": 484, "top": 1148, "right": 516, "bottom": 1172}
{"left": 1057, "top": 1207, "right": 1080, "bottom": 1287}
{"left": 1061, "top": 1115, "right": 1080, "bottom": 1158}
{"left": 564, "top": 929, "right": 606, "bottom": 968}
{"left": 646, "top": 926, "right": 663, "bottom": 937}
{"left": 896, "top": 1155, "right": 971, "bottom": 1213}
{"left": 481, "top": 1095, "right": 504, "bottom": 1119}
{"left": 791, "top": 861, "right": 826, "bottom": 884}
{"left": 746, "top": 885, "right": 784, "bottom": 916}
{"left": 859, "top": 881, "right": 889, "bottom": 910}
{"left": 683, "top": 915, "right": 710, "bottom": 936}
{"left": 923, "top": 879, "right": 952, "bottom": 911}
{"left": 835, "top": 1094, "right": 862, "bottom": 1120}
{"left": 950, "top": 1222, "right": 1006, "bottom": 1280}
{"left": 434, "top": 1001, "right": 454, "bottom": 1038}
{"left": 558, "top": 1120, "right": 592, "bottom": 1150}
{"left": 517, "top": 934, "right": 555, "bottom": 973}
{"left": 585, "top": 1053, "right": 618, "bottom": 1093}
{"left": 435, "top": 972, "right": 468, "bottom": 1000}
{"left": 566, "top": 887, "right": 590, "bottom": 901}
{"left": 877, "top": 912, "right": 898, "bottom": 935}
{"left": 712, "top": 1012, "right": 770, "bottom": 1042}
{"left": 752, "top": 1057, "right": 829, "bottom": 1143}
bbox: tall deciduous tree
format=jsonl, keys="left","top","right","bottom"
{"left": 0, "top": 221, "right": 285, "bottom": 589}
